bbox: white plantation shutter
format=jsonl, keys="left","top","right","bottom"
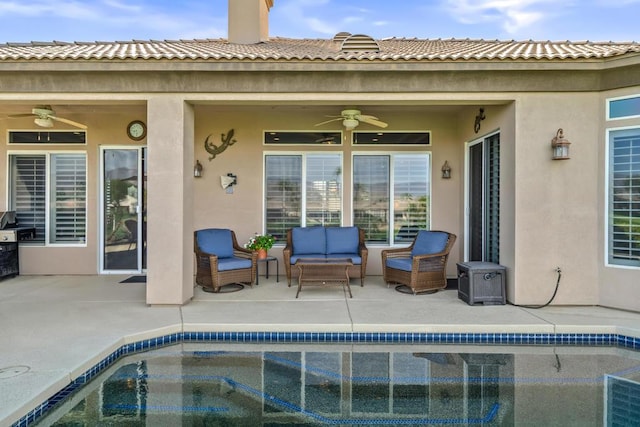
{"left": 609, "top": 129, "right": 640, "bottom": 266}
{"left": 265, "top": 154, "right": 342, "bottom": 238}
{"left": 305, "top": 154, "right": 342, "bottom": 227}
{"left": 393, "top": 154, "right": 429, "bottom": 234}
{"left": 9, "top": 153, "right": 86, "bottom": 245}
{"left": 50, "top": 154, "right": 87, "bottom": 243}
{"left": 353, "top": 155, "right": 390, "bottom": 243}
{"left": 10, "top": 155, "right": 46, "bottom": 243}
{"left": 354, "top": 153, "right": 431, "bottom": 244}
{"left": 265, "top": 155, "right": 302, "bottom": 240}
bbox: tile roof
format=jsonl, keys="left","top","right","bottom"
{"left": 0, "top": 37, "right": 639, "bottom": 62}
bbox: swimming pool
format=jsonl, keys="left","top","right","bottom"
{"left": 34, "top": 342, "right": 640, "bottom": 426}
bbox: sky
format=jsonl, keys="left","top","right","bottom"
{"left": 0, "top": 0, "right": 638, "bottom": 44}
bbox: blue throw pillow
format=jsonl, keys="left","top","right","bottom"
{"left": 411, "top": 231, "right": 449, "bottom": 256}
{"left": 292, "top": 227, "right": 326, "bottom": 255}
{"left": 197, "top": 228, "right": 234, "bottom": 259}
{"left": 326, "top": 227, "right": 359, "bottom": 254}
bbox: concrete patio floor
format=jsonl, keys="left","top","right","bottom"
{"left": 1, "top": 274, "right": 640, "bottom": 426}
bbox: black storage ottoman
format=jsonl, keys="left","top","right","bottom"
{"left": 457, "top": 262, "right": 506, "bottom": 305}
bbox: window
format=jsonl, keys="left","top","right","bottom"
{"left": 353, "top": 131, "right": 431, "bottom": 145}
{"left": 9, "top": 131, "right": 86, "bottom": 144}
{"left": 608, "top": 96, "right": 640, "bottom": 120}
{"left": 265, "top": 153, "right": 342, "bottom": 239}
{"left": 264, "top": 131, "right": 342, "bottom": 145}
{"left": 353, "top": 153, "right": 430, "bottom": 244}
{"left": 608, "top": 128, "right": 640, "bottom": 267}
{"left": 9, "top": 153, "right": 87, "bottom": 245}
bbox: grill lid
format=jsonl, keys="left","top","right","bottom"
{"left": 0, "top": 211, "right": 17, "bottom": 229}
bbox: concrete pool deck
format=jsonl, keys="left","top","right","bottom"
{"left": 1, "top": 274, "right": 640, "bottom": 426}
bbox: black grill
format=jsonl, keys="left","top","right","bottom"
{"left": 0, "top": 211, "right": 36, "bottom": 280}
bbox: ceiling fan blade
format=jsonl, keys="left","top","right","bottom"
{"left": 6, "top": 113, "right": 35, "bottom": 118}
{"left": 314, "top": 117, "right": 343, "bottom": 127}
{"left": 357, "top": 115, "right": 388, "bottom": 128}
{"left": 49, "top": 115, "right": 88, "bottom": 129}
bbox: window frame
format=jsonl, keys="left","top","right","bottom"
{"left": 607, "top": 95, "right": 640, "bottom": 121}
{"left": 605, "top": 125, "right": 640, "bottom": 269}
{"left": 263, "top": 151, "right": 344, "bottom": 240}
{"left": 7, "top": 150, "right": 88, "bottom": 247}
{"left": 352, "top": 151, "right": 432, "bottom": 246}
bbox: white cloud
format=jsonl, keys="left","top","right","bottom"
{"left": 442, "top": 0, "right": 564, "bottom": 35}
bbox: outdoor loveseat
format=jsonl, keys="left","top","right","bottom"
{"left": 283, "top": 226, "right": 368, "bottom": 286}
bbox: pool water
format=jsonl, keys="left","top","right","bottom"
{"left": 38, "top": 344, "right": 640, "bottom": 426}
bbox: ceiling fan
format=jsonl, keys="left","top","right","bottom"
{"left": 6, "top": 105, "right": 87, "bottom": 129}
{"left": 315, "top": 109, "right": 388, "bottom": 130}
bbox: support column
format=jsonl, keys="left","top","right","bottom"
{"left": 146, "top": 96, "right": 195, "bottom": 305}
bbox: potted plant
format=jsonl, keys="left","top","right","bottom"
{"left": 245, "top": 233, "right": 276, "bottom": 259}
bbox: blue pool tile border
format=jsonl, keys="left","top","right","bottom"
{"left": 12, "top": 331, "right": 640, "bottom": 427}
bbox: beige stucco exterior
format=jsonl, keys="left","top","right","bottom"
{"left": 1, "top": 2, "right": 639, "bottom": 311}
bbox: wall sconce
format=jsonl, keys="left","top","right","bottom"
{"left": 441, "top": 161, "right": 452, "bottom": 179}
{"left": 551, "top": 128, "right": 571, "bottom": 160}
{"left": 194, "top": 160, "right": 203, "bottom": 177}
{"left": 220, "top": 173, "right": 237, "bottom": 189}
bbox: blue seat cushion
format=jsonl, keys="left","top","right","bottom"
{"left": 290, "top": 254, "right": 326, "bottom": 264}
{"left": 411, "top": 231, "right": 449, "bottom": 257}
{"left": 197, "top": 228, "right": 234, "bottom": 259}
{"left": 292, "top": 227, "right": 326, "bottom": 255}
{"left": 217, "top": 257, "right": 252, "bottom": 271}
{"left": 326, "top": 253, "right": 361, "bottom": 265}
{"left": 326, "top": 227, "right": 359, "bottom": 255}
{"left": 386, "top": 257, "right": 413, "bottom": 272}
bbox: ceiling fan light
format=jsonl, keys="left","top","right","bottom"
{"left": 34, "top": 117, "right": 53, "bottom": 128}
{"left": 343, "top": 118, "right": 359, "bottom": 130}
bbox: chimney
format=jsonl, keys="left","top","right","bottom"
{"left": 228, "top": 0, "right": 273, "bottom": 44}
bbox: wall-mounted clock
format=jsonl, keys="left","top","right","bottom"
{"left": 127, "top": 120, "right": 146, "bottom": 141}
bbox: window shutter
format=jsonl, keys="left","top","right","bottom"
{"left": 353, "top": 155, "right": 390, "bottom": 243}
{"left": 393, "top": 154, "right": 429, "bottom": 240}
{"left": 50, "top": 154, "right": 87, "bottom": 243}
{"left": 265, "top": 155, "right": 302, "bottom": 239}
{"left": 10, "top": 155, "right": 46, "bottom": 243}
{"left": 305, "top": 154, "right": 342, "bottom": 227}
{"left": 610, "top": 130, "right": 640, "bottom": 266}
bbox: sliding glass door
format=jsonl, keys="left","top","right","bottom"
{"left": 100, "top": 147, "right": 146, "bottom": 273}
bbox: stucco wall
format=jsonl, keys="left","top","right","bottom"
{"left": 510, "top": 93, "right": 601, "bottom": 306}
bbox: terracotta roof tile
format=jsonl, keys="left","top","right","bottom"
{"left": 0, "top": 37, "right": 638, "bottom": 62}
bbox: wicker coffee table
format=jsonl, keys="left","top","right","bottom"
{"left": 295, "top": 258, "right": 353, "bottom": 298}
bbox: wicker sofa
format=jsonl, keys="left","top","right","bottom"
{"left": 283, "top": 226, "right": 368, "bottom": 286}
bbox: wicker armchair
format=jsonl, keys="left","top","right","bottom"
{"left": 194, "top": 228, "right": 257, "bottom": 293}
{"left": 381, "top": 230, "right": 456, "bottom": 295}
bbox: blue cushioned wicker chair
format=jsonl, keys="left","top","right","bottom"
{"left": 194, "top": 228, "right": 257, "bottom": 293}
{"left": 381, "top": 230, "right": 456, "bottom": 295}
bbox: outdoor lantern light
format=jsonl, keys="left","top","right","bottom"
{"left": 551, "top": 128, "right": 571, "bottom": 160}
{"left": 441, "top": 160, "right": 452, "bottom": 179}
{"left": 194, "top": 160, "right": 203, "bottom": 177}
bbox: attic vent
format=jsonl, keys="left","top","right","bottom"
{"left": 333, "top": 32, "right": 352, "bottom": 43}
{"left": 341, "top": 34, "right": 380, "bottom": 52}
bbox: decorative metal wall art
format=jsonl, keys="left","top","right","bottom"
{"left": 474, "top": 108, "right": 486, "bottom": 133}
{"left": 204, "top": 129, "right": 237, "bottom": 160}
